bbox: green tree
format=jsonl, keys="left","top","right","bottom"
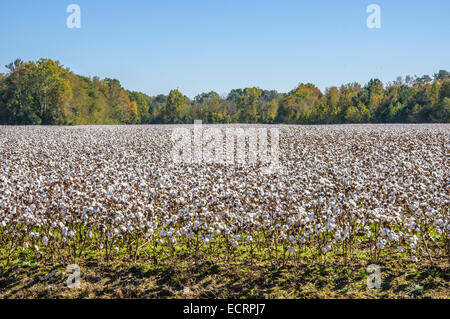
{"left": 431, "top": 80, "right": 450, "bottom": 122}
{"left": 260, "top": 98, "right": 279, "bottom": 123}
{"left": 127, "top": 91, "right": 152, "bottom": 123}
{"left": 32, "top": 59, "right": 72, "bottom": 124}
{"left": 238, "top": 87, "right": 262, "bottom": 123}
{"left": 163, "top": 89, "right": 187, "bottom": 123}
{"left": 278, "top": 83, "right": 322, "bottom": 123}
{"left": 1, "top": 59, "right": 42, "bottom": 124}
{"left": 434, "top": 70, "right": 450, "bottom": 81}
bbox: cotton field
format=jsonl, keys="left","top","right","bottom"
{"left": 0, "top": 124, "right": 449, "bottom": 267}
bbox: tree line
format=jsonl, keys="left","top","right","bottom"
{"left": 0, "top": 58, "right": 448, "bottom": 125}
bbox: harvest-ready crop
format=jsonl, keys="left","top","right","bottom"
{"left": 0, "top": 124, "right": 448, "bottom": 267}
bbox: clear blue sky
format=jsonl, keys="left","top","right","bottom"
{"left": 0, "top": 0, "right": 449, "bottom": 98}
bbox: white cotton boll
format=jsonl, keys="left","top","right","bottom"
{"left": 0, "top": 126, "right": 447, "bottom": 269}
{"left": 322, "top": 244, "right": 331, "bottom": 253}
{"left": 343, "top": 228, "right": 350, "bottom": 237}
{"left": 41, "top": 236, "right": 48, "bottom": 246}
{"left": 288, "top": 247, "right": 295, "bottom": 254}
{"left": 139, "top": 182, "right": 147, "bottom": 190}
{"left": 390, "top": 233, "right": 399, "bottom": 242}
{"left": 231, "top": 240, "right": 239, "bottom": 247}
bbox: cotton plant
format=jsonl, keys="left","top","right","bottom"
{"left": 0, "top": 124, "right": 448, "bottom": 266}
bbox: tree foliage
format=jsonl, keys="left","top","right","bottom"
{"left": 0, "top": 59, "right": 448, "bottom": 125}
